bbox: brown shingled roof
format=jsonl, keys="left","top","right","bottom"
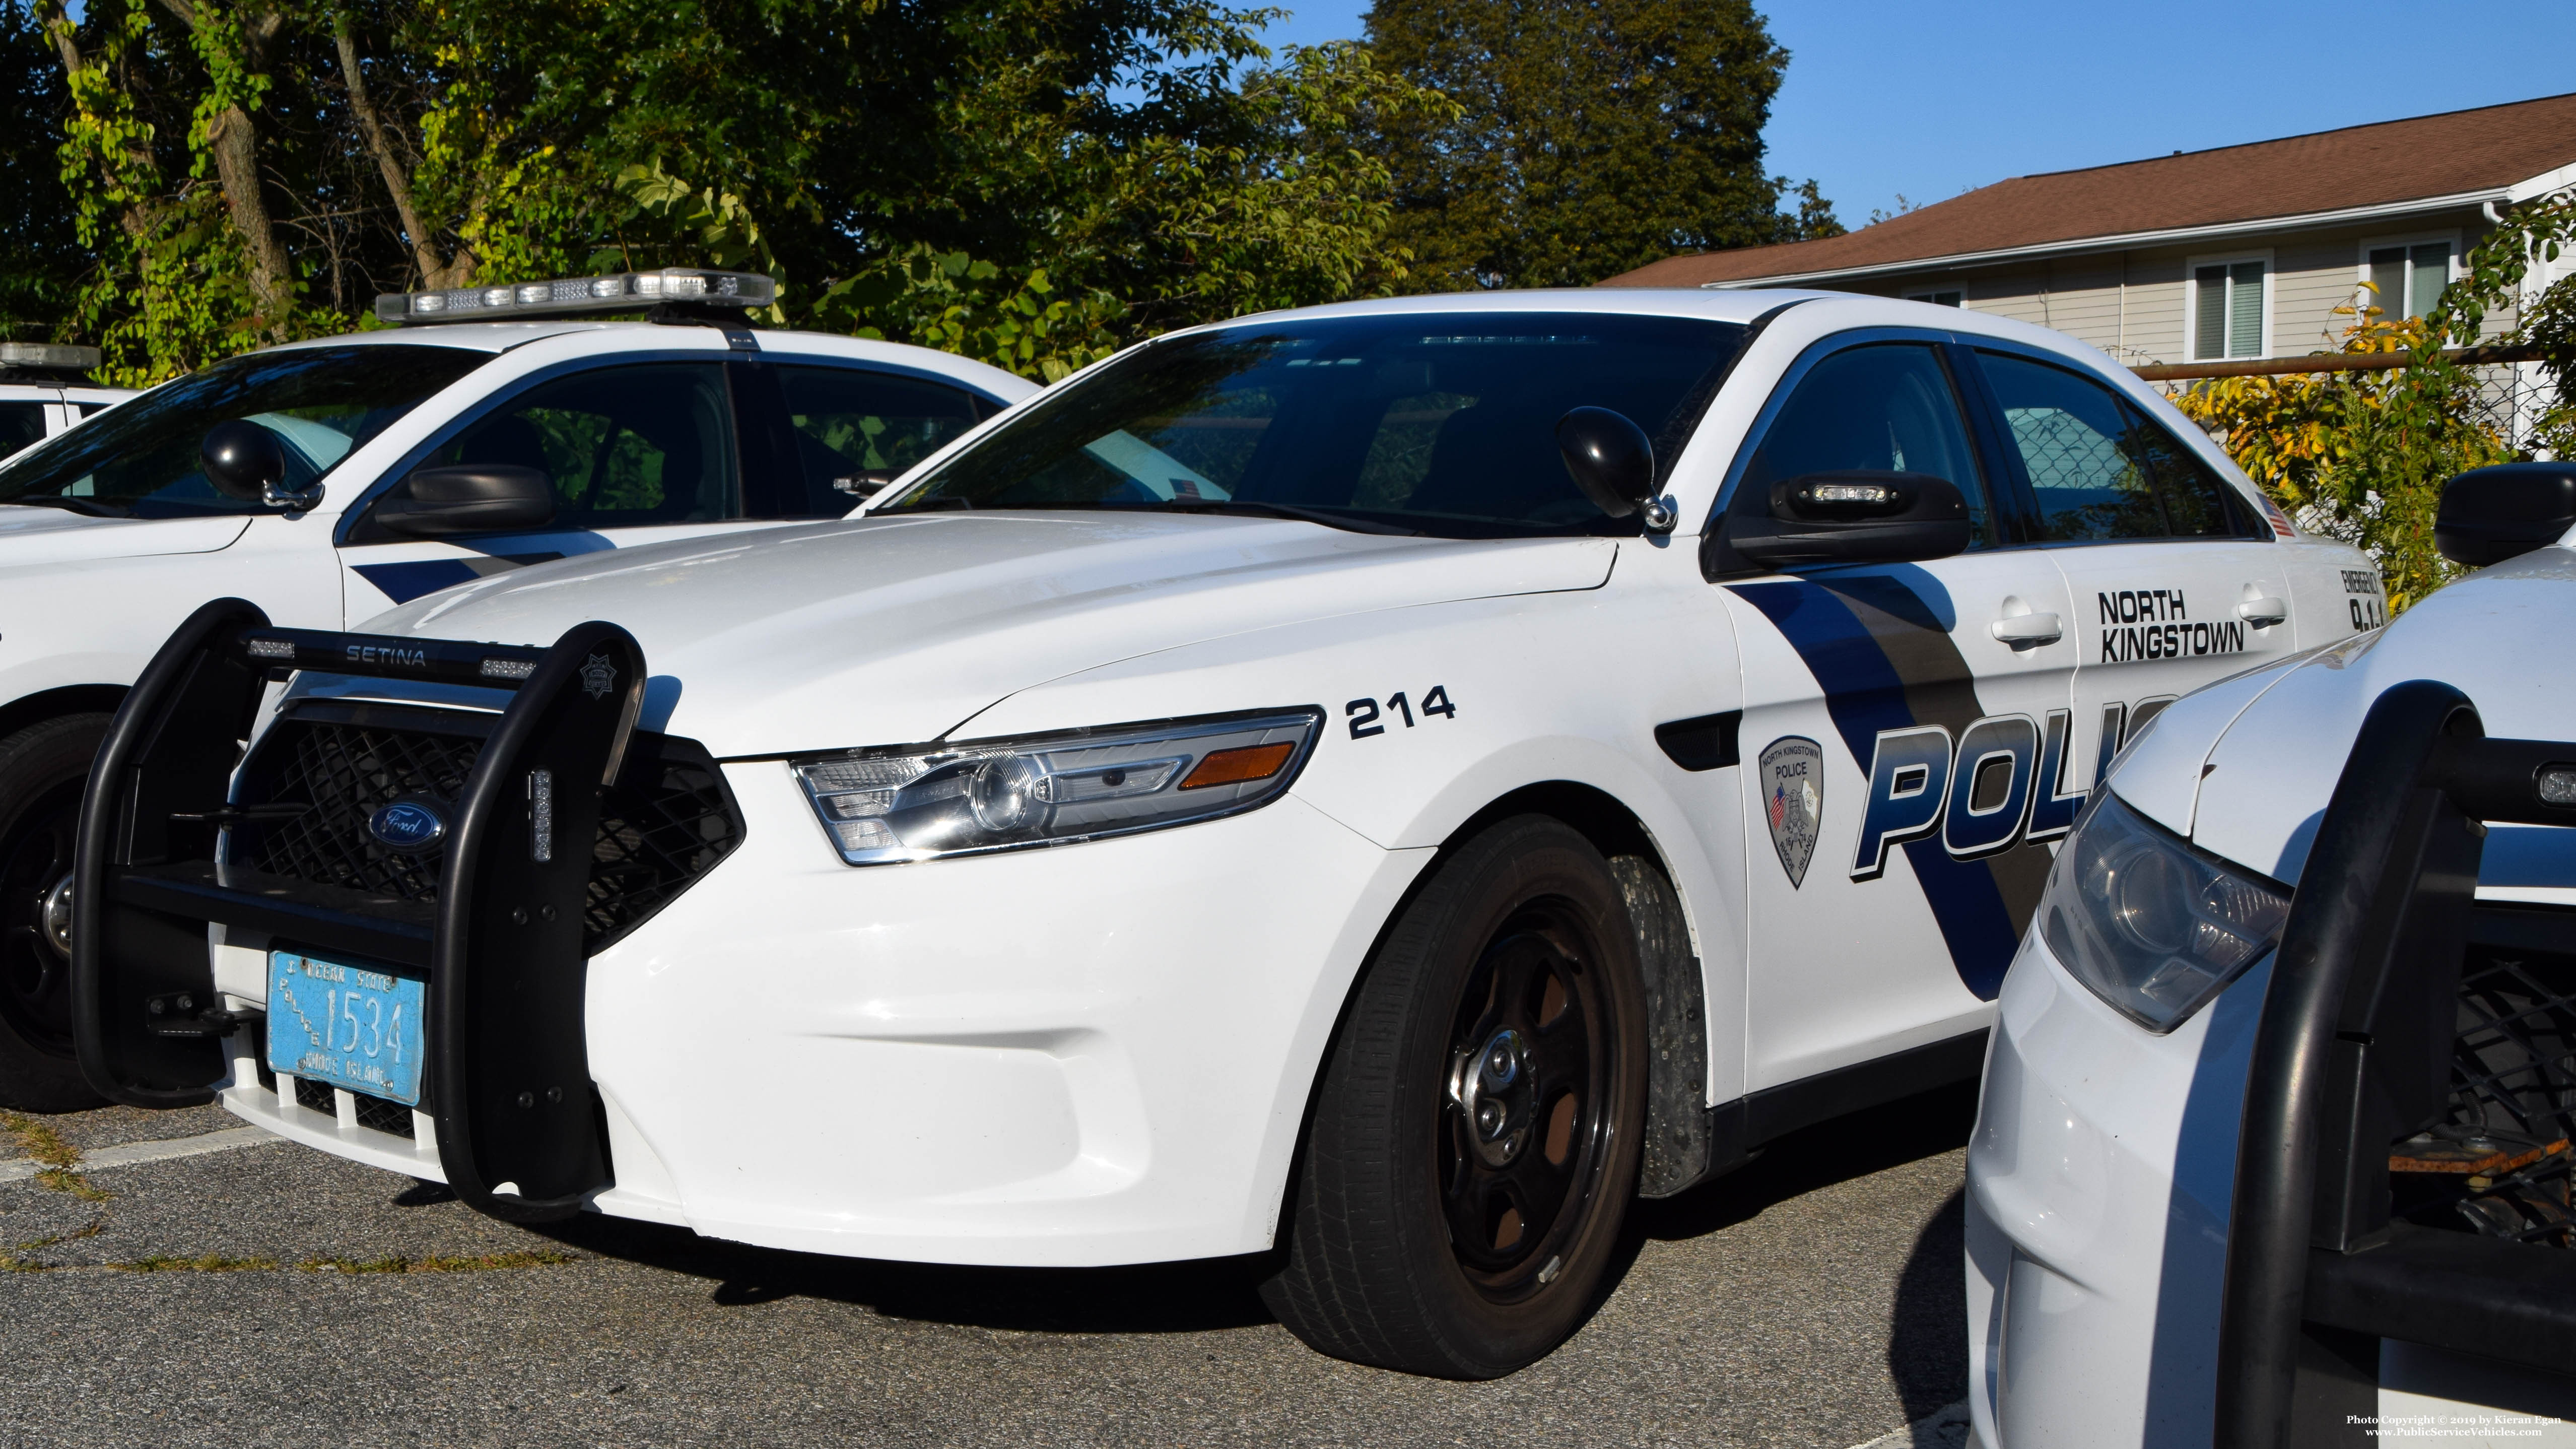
{"left": 1603, "top": 92, "right": 2576, "bottom": 288}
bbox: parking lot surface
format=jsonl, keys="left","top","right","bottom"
{"left": 0, "top": 1087, "right": 1973, "bottom": 1448}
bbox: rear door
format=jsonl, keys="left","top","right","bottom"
{"left": 1717, "top": 335, "right": 2084, "bottom": 1092}
{"left": 1963, "top": 347, "right": 2302, "bottom": 782}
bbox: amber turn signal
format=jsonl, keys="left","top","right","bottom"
{"left": 1180, "top": 742, "right": 1296, "bottom": 790}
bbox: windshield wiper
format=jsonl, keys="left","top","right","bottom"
{"left": 4, "top": 495, "right": 130, "bottom": 517}
{"left": 1124, "top": 499, "right": 1425, "bottom": 537}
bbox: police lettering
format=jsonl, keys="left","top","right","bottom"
{"left": 2096, "top": 588, "right": 2245, "bottom": 663}
{"left": 1852, "top": 709, "right": 2090, "bottom": 879}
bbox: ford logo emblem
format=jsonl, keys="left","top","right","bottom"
{"left": 368, "top": 800, "right": 447, "bottom": 852}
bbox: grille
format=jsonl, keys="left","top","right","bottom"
{"left": 351, "top": 1091, "right": 415, "bottom": 1139}
{"left": 294, "top": 1076, "right": 336, "bottom": 1114}
{"left": 2393, "top": 933, "right": 2576, "bottom": 1248}
{"left": 244, "top": 722, "right": 478, "bottom": 901}
{"left": 234, "top": 713, "right": 742, "bottom": 953}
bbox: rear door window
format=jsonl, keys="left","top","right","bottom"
{"left": 0, "top": 402, "right": 46, "bottom": 457}
{"left": 777, "top": 366, "right": 985, "bottom": 513}
{"left": 1977, "top": 351, "right": 2257, "bottom": 542}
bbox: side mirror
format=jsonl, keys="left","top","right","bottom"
{"left": 371, "top": 465, "right": 556, "bottom": 538}
{"left": 1729, "top": 470, "right": 1971, "bottom": 567}
{"left": 1555, "top": 407, "right": 1673, "bottom": 531}
{"left": 2436, "top": 462, "right": 2576, "bottom": 566}
{"left": 201, "top": 421, "right": 286, "bottom": 502}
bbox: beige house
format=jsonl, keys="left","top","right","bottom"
{"left": 1603, "top": 94, "right": 2576, "bottom": 376}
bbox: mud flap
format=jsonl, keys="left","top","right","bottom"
{"left": 431, "top": 622, "right": 645, "bottom": 1223}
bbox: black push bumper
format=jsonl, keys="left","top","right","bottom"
{"left": 2214, "top": 681, "right": 2576, "bottom": 1445}
{"left": 71, "top": 597, "right": 651, "bottom": 1222}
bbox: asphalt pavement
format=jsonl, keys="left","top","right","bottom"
{"left": 0, "top": 1086, "right": 1976, "bottom": 1448}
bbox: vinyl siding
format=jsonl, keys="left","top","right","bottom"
{"left": 1787, "top": 203, "right": 2512, "bottom": 365}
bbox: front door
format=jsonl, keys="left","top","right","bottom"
{"left": 334, "top": 361, "right": 769, "bottom": 621}
{"left": 1719, "top": 339, "right": 2082, "bottom": 1093}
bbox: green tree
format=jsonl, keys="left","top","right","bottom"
{"left": 1363, "top": 0, "right": 1838, "bottom": 290}
{"left": 8, "top": 0, "right": 1445, "bottom": 383}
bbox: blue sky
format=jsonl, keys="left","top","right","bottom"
{"left": 1253, "top": 1, "right": 2576, "bottom": 230}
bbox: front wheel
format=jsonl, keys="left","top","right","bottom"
{"left": 1261, "top": 815, "right": 1648, "bottom": 1378}
{"left": 0, "top": 714, "right": 111, "bottom": 1112}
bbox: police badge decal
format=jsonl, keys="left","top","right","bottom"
{"left": 580, "top": 653, "right": 618, "bottom": 700}
{"left": 1758, "top": 736, "right": 1823, "bottom": 888}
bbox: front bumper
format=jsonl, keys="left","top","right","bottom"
{"left": 1966, "top": 931, "right": 2271, "bottom": 1449}
{"left": 211, "top": 768, "right": 1420, "bottom": 1266}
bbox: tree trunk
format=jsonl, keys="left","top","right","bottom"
{"left": 155, "top": 0, "right": 294, "bottom": 333}
{"left": 202, "top": 103, "right": 295, "bottom": 325}
{"left": 334, "top": 15, "right": 474, "bottom": 290}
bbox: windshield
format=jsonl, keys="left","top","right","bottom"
{"left": 880, "top": 312, "right": 1746, "bottom": 537}
{"left": 0, "top": 345, "right": 489, "bottom": 518}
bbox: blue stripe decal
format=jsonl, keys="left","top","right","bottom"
{"left": 352, "top": 560, "right": 482, "bottom": 604}
{"left": 1730, "top": 577, "right": 2020, "bottom": 1000}
{"left": 351, "top": 550, "right": 570, "bottom": 605}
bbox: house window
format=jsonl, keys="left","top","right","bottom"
{"left": 1908, "top": 289, "right": 1963, "bottom": 307}
{"left": 2367, "top": 242, "right": 2452, "bottom": 320}
{"left": 2191, "top": 260, "right": 2266, "bottom": 360}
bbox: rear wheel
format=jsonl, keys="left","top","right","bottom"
{"left": 1261, "top": 815, "right": 1647, "bottom": 1378}
{"left": 0, "top": 714, "right": 111, "bottom": 1112}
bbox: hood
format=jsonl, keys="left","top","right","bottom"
{"left": 2117, "top": 544, "right": 2576, "bottom": 900}
{"left": 358, "top": 510, "right": 1617, "bottom": 755}
{"left": 0, "top": 508, "right": 247, "bottom": 571}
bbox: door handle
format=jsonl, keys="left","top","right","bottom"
{"left": 2236, "top": 596, "right": 2289, "bottom": 627}
{"left": 1991, "top": 612, "right": 2064, "bottom": 645}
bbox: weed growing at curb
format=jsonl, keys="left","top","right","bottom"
{"left": 300, "top": 1250, "right": 580, "bottom": 1274}
{"left": 2, "top": 1112, "right": 110, "bottom": 1201}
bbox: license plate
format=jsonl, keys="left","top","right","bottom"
{"left": 265, "top": 950, "right": 427, "bottom": 1107}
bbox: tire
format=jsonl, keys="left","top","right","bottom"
{"left": 1260, "top": 815, "right": 1649, "bottom": 1378}
{"left": 0, "top": 714, "right": 111, "bottom": 1112}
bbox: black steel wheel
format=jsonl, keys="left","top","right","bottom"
{"left": 0, "top": 714, "right": 111, "bottom": 1111}
{"left": 1261, "top": 815, "right": 1648, "bottom": 1378}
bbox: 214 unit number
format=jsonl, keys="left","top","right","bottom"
{"left": 1348, "top": 686, "right": 1455, "bottom": 739}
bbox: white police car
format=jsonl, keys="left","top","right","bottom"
{"left": 1966, "top": 466, "right": 2576, "bottom": 1443}
{"left": 0, "top": 273, "right": 1031, "bottom": 1109}
{"left": 74, "top": 288, "right": 2379, "bottom": 1377}
{"left": 0, "top": 344, "right": 136, "bottom": 457}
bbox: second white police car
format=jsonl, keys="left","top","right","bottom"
{"left": 75, "top": 287, "right": 2379, "bottom": 1377}
{"left": 0, "top": 273, "right": 1030, "bottom": 1108}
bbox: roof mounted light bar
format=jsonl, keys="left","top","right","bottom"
{"left": 372, "top": 269, "right": 778, "bottom": 326}
{"left": 0, "top": 342, "right": 103, "bottom": 372}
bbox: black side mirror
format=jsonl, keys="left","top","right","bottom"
{"left": 2436, "top": 462, "right": 2576, "bottom": 567}
{"left": 1729, "top": 470, "right": 1971, "bottom": 567}
{"left": 372, "top": 465, "right": 557, "bottom": 538}
{"left": 1555, "top": 407, "right": 1672, "bottom": 531}
{"left": 201, "top": 421, "right": 286, "bottom": 502}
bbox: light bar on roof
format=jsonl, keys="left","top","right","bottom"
{"left": 0, "top": 343, "right": 103, "bottom": 370}
{"left": 372, "top": 269, "right": 778, "bottom": 325}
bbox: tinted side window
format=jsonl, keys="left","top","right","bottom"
{"left": 0, "top": 403, "right": 45, "bottom": 457}
{"left": 421, "top": 363, "right": 738, "bottom": 529}
{"left": 1979, "top": 351, "right": 2254, "bottom": 542}
{"left": 1747, "top": 343, "right": 1991, "bottom": 546}
{"left": 778, "top": 366, "right": 983, "bottom": 513}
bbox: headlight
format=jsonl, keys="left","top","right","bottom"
{"left": 2039, "top": 789, "right": 2291, "bottom": 1032}
{"left": 791, "top": 708, "right": 1322, "bottom": 865}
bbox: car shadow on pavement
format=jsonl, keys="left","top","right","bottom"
{"left": 1618, "top": 1079, "right": 1978, "bottom": 1421}
{"left": 511, "top": 1078, "right": 1980, "bottom": 1351}
{"left": 529, "top": 1210, "right": 1281, "bottom": 1335}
